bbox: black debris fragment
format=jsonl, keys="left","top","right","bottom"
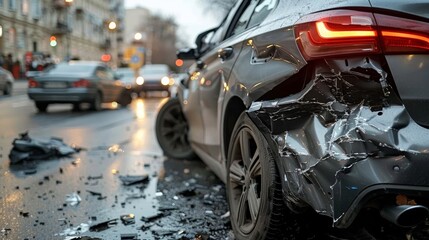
{"left": 19, "top": 211, "right": 30, "bottom": 217}
{"left": 141, "top": 212, "right": 170, "bottom": 223}
{"left": 86, "top": 190, "right": 102, "bottom": 197}
{"left": 87, "top": 175, "right": 103, "bottom": 180}
{"left": 23, "top": 168, "right": 37, "bottom": 175}
{"left": 69, "top": 237, "right": 102, "bottom": 240}
{"left": 8, "top": 132, "right": 80, "bottom": 164}
{"left": 89, "top": 219, "right": 118, "bottom": 232}
{"left": 118, "top": 174, "right": 148, "bottom": 186}
{"left": 178, "top": 187, "right": 197, "bottom": 197}
{"left": 120, "top": 233, "right": 138, "bottom": 240}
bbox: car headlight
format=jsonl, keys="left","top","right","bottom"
{"left": 136, "top": 76, "right": 144, "bottom": 85}
{"left": 169, "top": 78, "right": 175, "bottom": 86}
{"left": 161, "top": 76, "right": 170, "bottom": 86}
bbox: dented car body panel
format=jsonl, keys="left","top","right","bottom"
{"left": 248, "top": 57, "right": 429, "bottom": 227}
{"left": 171, "top": 0, "right": 429, "bottom": 234}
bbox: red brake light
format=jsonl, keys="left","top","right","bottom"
{"left": 28, "top": 78, "right": 39, "bottom": 88}
{"left": 295, "top": 10, "right": 429, "bottom": 60}
{"left": 73, "top": 79, "right": 90, "bottom": 88}
{"left": 375, "top": 14, "right": 429, "bottom": 53}
{"left": 295, "top": 10, "right": 380, "bottom": 60}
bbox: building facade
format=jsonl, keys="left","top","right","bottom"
{"left": 124, "top": 7, "right": 178, "bottom": 69}
{"left": 0, "top": 0, "right": 124, "bottom": 74}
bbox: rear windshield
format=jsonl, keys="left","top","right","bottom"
{"left": 48, "top": 64, "right": 96, "bottom": 74}
{"left": 116, "top": 69, "right": 140, "bottom": 82}
{"left": 141, "top": 66, "right": 169, "bottom": 75}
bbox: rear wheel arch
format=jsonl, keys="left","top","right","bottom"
{"left": 223, "top": 96, "right": 246, "bottom": 161}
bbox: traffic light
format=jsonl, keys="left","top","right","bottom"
{"left": 50, "top": 36, "right": 57, "bottom": 47}
{"left": 175, "top": 59, "right": 184, "bottom": 67}
{"left": 101, "top": 54, "right": 111, "bottom": 62}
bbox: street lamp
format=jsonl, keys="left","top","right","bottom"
{"left": 134, "top": 32, "right": 142, "bottom": 41}
{"left": 108, "top": 21, "right": 117, "bottom": 31}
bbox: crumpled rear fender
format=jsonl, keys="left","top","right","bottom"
{"left": 248, "top": 56, "right": 429, "bottom": 228}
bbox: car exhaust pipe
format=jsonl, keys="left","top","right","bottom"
{"left": 380, "top": 205, "right": 429, "bottom": 227}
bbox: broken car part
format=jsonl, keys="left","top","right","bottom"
{"left": 9, "top": 132, "right": 79, "bottom": 164}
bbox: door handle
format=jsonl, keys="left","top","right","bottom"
{"left": 217, "top": 47, "right": 234, "bottom": 61}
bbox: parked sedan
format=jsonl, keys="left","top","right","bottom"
{"left": 156, "top": 0, "right": 429, "bottom": 239}
{"left": 0, "top": 66, "right": 14, "bottom": 95}
{"left": 27, "top": 61, "right": 131, "bottom": 112}
{"left": 115, "top": 67, "right": 144, "bottom": 94}
{"left": 139, "top": 64, "right": 174, "bottom": 97}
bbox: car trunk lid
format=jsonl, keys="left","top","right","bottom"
{"left": 369, "top": 1, "right": 429, "bottom": 126}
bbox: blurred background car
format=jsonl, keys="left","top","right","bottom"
{"left": 27, "top": 61, "right": 132, "bottom": 112}
{"left": 139, "top": 64, "right": 174, "bottom": 97}
{"left": 115, "top": 67, "right": 144, "bottom": 94}
{"left": 0, "top": 66, "right": 14, "bottom": 96}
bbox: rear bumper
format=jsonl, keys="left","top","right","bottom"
{"left": 136, "top": 83, "right": 169, "bottom": 92}
{"left": 248, "top": 56, "right": 429, "bottom": 228}
{"left": 28, "top": 88, "right": 97, "bottom": 103}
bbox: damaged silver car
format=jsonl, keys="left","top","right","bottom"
{"left": 156, "top": 0, "right": 429, "bottom": 239}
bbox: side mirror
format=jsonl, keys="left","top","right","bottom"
{"left": 177, "top": 48, "right": 197, "bottom": 60}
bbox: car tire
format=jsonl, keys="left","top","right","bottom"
{"left": 227, "top": 112, "right": 283, "bottom": 240}
{"left": 155, "top": 98, "right": 195, "bottom": 159}
{"left": 72, "top": 103, "right": 81, "bottom": 111}
{"left": 35, "top": 102, "right": 48, "bottom": 112}
{"left": 3, "top": 83, "right": 11, "bottom": 95}
{"left": 90, "top": 92, "right": 102, "bottom": 111}
{"left": 117, "top": 90, "right": 132, "bottom": 107}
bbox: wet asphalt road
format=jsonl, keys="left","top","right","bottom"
{"left": 0, "top": 85, "right": 231, "bottom": 240}
{"left": 2, "top": 83, "right": 428, "bottom": 240}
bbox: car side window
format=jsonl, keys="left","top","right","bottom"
{"left": 247, "top": 0, "right": 277, "bottom": 28}
{"left": 230, "top": 0, "right": 259, "bottom": 37}
{"left": 95, "top": 66, "right": 107, "bottom": 79}
{"left": 105, "top": 68, "right": 115, "bottom": 81}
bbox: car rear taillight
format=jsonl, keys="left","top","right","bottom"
{"left": 73, "top": 79, "right": 90, "bottom": 88}
{"left": 295, "top": 10, "right": 429, "bottom": 60}
{"left": 28, "top": 78, "right": 39, "bottom": 88}
{"left": 375, "top": 14, "right": 429, "bottom": 54}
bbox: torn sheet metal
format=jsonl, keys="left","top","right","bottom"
{"left": 119, "top": 174, "right": 149, "bottom": 186}
{"left": 248, "top": 57, "right": 429, "bottom": 228}
{"left": 66, "top": 192, "right": 82, "bottom": 206}
{"left": 9, "top": 132, "right": 79, "bottom": 164}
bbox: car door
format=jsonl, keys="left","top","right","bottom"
{"left": 191, "top": 0, "right": 266, "bottom": 162}
{"left": 95, "top": 66, "right": 115, "bottom": 102}
{"left": 0, "top": 68, "right": 7, "bottom": 91}
{"left": 105, "top": 67, "right": 123, "bottom": 100}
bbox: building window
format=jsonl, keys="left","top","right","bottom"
{"left": 8, "top": 0, "right": 17, "bottom": 11}
{"left": 31, "top": 0, "right": 42, "bottom": 19}
{"left": 0, "top": 0, "right": 4, "bottom": 8}
{"left": 21, "top": 0, "right": 29, "bottom": 15}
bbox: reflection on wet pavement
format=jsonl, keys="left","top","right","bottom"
{"left": 0, "top": 98, "right": 231, "bottom": 239}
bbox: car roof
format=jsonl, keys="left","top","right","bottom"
{"left": 64, "top": 61, "right": 105, "bottom": 66}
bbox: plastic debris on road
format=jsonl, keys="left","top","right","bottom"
{"left": 118, "top": 174, "right": 148, "bottom": 185}
{"left": 65, "top": 192, "right": 82, "bottom": 206}
{"left": 8, "top": 132, "right": 81, "bottom": 164}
